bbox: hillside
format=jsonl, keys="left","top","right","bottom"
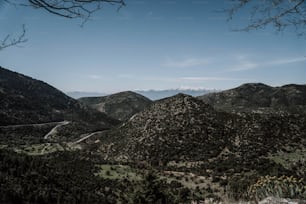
{"left": 99, "top": 94, "right": 225, "bottom": 161}
{"left": 1, "top": 68, "right": 305, "bottom": 203}
{"left": 99, "top": 94, "right": 305, "bottom": 164}
{"left": 93, "top": 93, "right": 306, "bottom": 201}
{"left": 79, "top": 91, "right": 152, "bottom": 121}
{"left": 0, "top": 66, "right": 119, "bottom": 140}
{"left": 197, "top": 83, "right": 306, "bottom": 114}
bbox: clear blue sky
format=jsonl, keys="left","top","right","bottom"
{"left": 0, "top": 0, "right": 305, "bottom": 93}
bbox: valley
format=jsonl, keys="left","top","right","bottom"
{"left": 0, "top": 66, "right": 305, "bottom": 203}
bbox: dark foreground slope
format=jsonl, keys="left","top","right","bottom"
{"left": 198, "top": 83, "right": 306, "bottom": 114}
{"left": 0, "top": 67, "right": 119, "bottom": 141}
{"left": 79, "top": 91, "right": 152, "bottom": 121}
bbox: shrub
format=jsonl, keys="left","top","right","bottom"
{"left": 226, "top": 173, "right": 258, "bottom": 201}
{"left": 106, "top": 170, "right": 111, "bottom": 176}
{"left": 248, "top": 175, "right": 306, "bottom": 201}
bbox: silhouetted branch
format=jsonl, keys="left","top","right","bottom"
{"left": 0, "top": 25, "right": 27, "bottom": 51}
{"left": 226, "top": 0, "right": 306, "bottom": 36}
{"left": 1, "top": 0, "right": 125, "bottom": 50}
{"left": 9, "top": 0, "right": 125, "bottom": 22}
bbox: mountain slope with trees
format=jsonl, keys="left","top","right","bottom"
{"left": 79, "top": 91, "right": 152, "bottom": 121}
{"left": 198, "top": 83, "right": 306, "bottom": 114}
{"left": 95, "top": 93, "right": 306, "bottom": 200}
{"left": 0, "top": 66, "right": 119, "bottom": 141}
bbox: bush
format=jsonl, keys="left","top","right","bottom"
{"left": 226, "top": 173, "right": 258, "bottom": 201}
{"left": 248, "top": 175, "right": 306, "bottom": 201}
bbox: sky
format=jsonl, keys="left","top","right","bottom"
{"left": 0, "top": 0, "right": 305, "bottom": 93}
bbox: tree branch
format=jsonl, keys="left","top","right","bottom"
{"left": 1, "top": 0, "right": 125, "bottom": 50}
{"left": 20, "top": 0, "right": 126, "bottom": 23}
{"left": 0, "top": 25, "right": 28, "bottom": 51}
{"left": 226, "top": 0, "right": 306, "bottom": 36}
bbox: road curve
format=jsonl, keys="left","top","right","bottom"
{"left": 71, "top": 131, "right": 105, "bottom": 145}
{"left": 0, "top": 121, "right": 65, "bottom": 129}
{"left": 44, "top": 121, "right": 70, "bottom": 139}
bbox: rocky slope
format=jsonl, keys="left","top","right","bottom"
{"left": 79, "top": 91, "right": 152, "bottom": 121}
{"left": 100, "top": 94, "right": 226, "bottom": 161}
{"left": 0, "top": 66, "right": 119, "bottom": 139}
{"left": 96, "top": 94, "right": 306, "bottom": 187}
{"left": 99, "top": 93, "right": 305, "bottom": 164}
{"left": 197, "top": 83, "right": 306, "bottom": 114}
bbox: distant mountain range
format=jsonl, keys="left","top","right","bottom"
{"left": 67, "top": 88, "right": 217, "bottom": 100}
{"left": 135, "top": 89, "right": 217, "bottom": 100}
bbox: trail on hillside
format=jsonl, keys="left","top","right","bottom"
{"left": 71, "top": 131, "right": 105, "bottom": 145}
{"left": 43, "top": 121, "right": 70, "bottom": 139}
{"left": 0, "top": 121, "right": 66, "bottom": 129}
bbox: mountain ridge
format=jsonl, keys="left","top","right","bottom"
{"left": 197, "top": 83, "right": 306, "bottom": 114}
{"left": 79, "top": 91, "right": 152, "bottom": 121}
{"left": 67, "top": 88, "right": 217, "bottom": 100}
{"left": 0, "top": 66, "right": 120, "bottom": 141}
{"left": 98, "top": 92, "right": 305, "bottom": 165}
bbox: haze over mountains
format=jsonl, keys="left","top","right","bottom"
{"left": 0, "top": 66, "right": 305, "bottom": 203}
{"left": 67, "top": 88, "right": 216, "bottom": 100}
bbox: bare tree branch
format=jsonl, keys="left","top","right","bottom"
{"left": 8, "top": 0, "right": 125, "bottom": 23}
{"left": 0, "top": 25, "right": 27, "bottom": 51}
{"left": 1, "top": 0, "right": 125, "bottom": 50}
{"left": 226, "top": 0, "right": 306, "bottom": 36}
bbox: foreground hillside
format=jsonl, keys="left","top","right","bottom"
{"left": 96, "top": 93, "right": 306, "bottom": 201}
{"left": 100, "top": 94, "right": 305, "bottom": 163}
{"left": 198, "top": 83, "right": 306, "bottom": 114}
{"left": 79, "top": 91, "right": 152, "bottom": 121}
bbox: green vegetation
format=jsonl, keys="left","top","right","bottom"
{"left": 226, "top": 172, "right": 258, "bottom": 201}
{"left": 13, "top": 143, "right": 80, "bottom": 155}
{"left": 0, "top": 149, "right": 129, "bottom": 203}
{"left": 268, "top": 148, "right": 306, "bottom": 176}
{"left": 248, "top": 176, "right": 306, "bottom": 201}
{"left": 0, "top": 144, "right": 8, "bottom": 149}
{"left": 130, "top": 171, "right": 176, "bottom": 204}
{"left": 161, "top": 171, "right": 222, "bottom": 201}
{"left": 95, "top": 164, "right": 142, "bottom": 181}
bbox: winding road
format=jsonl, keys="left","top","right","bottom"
{"left": 0, "top": 121, "right": 66, "bottom": 129}
{"left": 1, "top": 120, "right": 107, "bottom": 150}
{"left": 71, "top": 131, "right": 105, "bottom": 145}
{"left": 43, "top": 121, "right": 70, "bottom": 139}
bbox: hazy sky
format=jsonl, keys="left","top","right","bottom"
{"left": 0, "top": 0, "right": 305, "bottom": 93}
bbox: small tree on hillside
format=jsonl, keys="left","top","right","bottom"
{"left": 131, "top": 171, "right": 174, "bottom": 204}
